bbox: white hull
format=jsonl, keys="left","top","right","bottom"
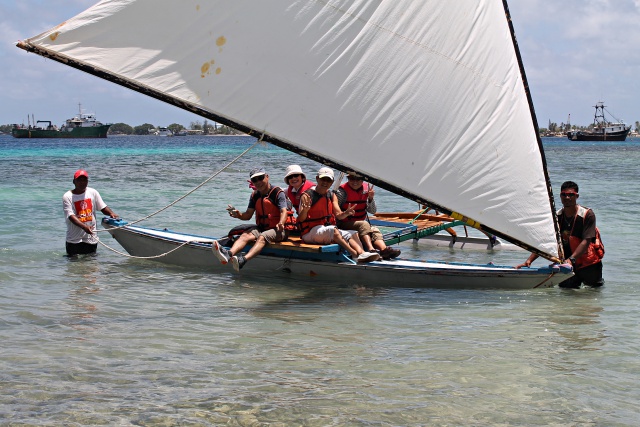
{"left": 102, "top": 220, "right": 572, "bottom": 290}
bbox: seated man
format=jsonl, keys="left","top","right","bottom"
{"left": 297, "top": 167, "right": 380, "bottom": 263}
{"left": 212, "top": 167, "right": 291, "bottom": 271}
{"left": 334, "top": 171, "right": 401, "bottom": 260}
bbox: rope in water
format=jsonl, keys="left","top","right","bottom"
{"left": 98, "top": 238, "right": 197, "bottom": 259}
{"left": 96, "top": 135, "right": 264, "bottom": 258}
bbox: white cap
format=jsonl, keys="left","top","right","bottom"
{"left": 284, "top": 165, "right": 306, "bottom": 183}
{"left": 317, "top": 167, "right": 334, "bottom": 180}
{"left": 249, "top": 167, "right": 266, "bottom": 179}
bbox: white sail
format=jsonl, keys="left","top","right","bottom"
{"left": 19, "top": 0, "right": 560, "bottom": 259}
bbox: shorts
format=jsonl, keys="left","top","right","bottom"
{"left": 559, "top": 261, "right": 604, "bottom": 288}
{"left": 301, "top": 225, "right": 356, "bottom": 245}
{"left": 66, "top": 241, "right": 98, "bottom": 256}
{"left": 248, "top": 228, "right": 288, "bottom": 244}
{"left": 338, "top": 220, "right": 383, "bottom": 242}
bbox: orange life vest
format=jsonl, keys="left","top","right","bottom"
{"left": 299, "top": 188, "right": 336, "bottom": 236}
{"left": 287, "top": 180, "right": 314, "bottom": 213}
{"left": 559, "top": 205, "right": 605, "bottom": 269}
{"left": 339, "top": 182, "right": 369, "bottom": 221}
{"left": 253, "top": 186, "right": 295, "bottom": 231}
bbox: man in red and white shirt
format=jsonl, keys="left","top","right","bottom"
{"left": 62, "top": 169, "right": 118, "bottom": 256}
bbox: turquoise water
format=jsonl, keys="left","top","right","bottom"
{"left": 1, "top": 134, "right": 639, "bottom": 425}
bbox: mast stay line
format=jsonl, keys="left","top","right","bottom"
{"left": 16, "top": 40, "right": 559, "bottom": 263}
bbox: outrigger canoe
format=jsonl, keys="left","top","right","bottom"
{"left": 24, "top": 1, "right": 573, "bottom": 289}
{"left": 102, "top": 218, "right": 572, "bottom": 289}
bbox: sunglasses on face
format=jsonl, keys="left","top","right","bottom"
{"left": 288, "top": 174, "right": 301, "bottom": 180}
{"left": 251, "top": 175, "right": 266, "bottom": 183}
{"left": 560, "top": 192, "right": 578, "bottom": 197}
{"left": 347, "top": 176, "right": 363, "bottom": 181}
{"left": 318, "top": 177, "right": 333, "bottom": 183}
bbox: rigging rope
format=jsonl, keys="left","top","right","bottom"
{"left": 98, "top": 237, "right": 197, "bottom": 259}
{"left": 408, "top": 207, "right": 429, "bottom": 224}
{"left": 95, "top": 134, "right": 264, "bottom": 259}
{"left": 96, "top": 135, "right": 263, "bottom": 234}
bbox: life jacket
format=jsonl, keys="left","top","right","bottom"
{"left": 299, "top": 188, "right": 336, "bottom": 236}
{"left": 339, "top": 182, "right": 369, "bottom": 221}
{"left": 287, "top": 180, "right": 314, "bottom": 213}
{"left": 558, "top": 205, "right": 605, "bottom": 269}
{"left": 252, "top": 186, "right": 295, "bottom": 231}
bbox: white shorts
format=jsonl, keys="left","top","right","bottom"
{"left": 301, "top": 225, "right": 355, "bottom": 245}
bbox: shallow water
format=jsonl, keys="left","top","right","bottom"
{"left": 1, "top": 135, "right": 639, "bottom": 425}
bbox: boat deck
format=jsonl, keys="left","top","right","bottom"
{"left": 369, "top": 211, "right": 466, "bottom": 245}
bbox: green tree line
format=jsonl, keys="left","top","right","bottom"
{"left": 109, "top": 120, "right": 242, "bottom": 135}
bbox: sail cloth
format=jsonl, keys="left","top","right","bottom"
{"left": 18, "top": 0, "right": 560, "bottom": 259}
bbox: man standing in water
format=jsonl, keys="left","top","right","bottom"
{"left": 517, "top": 181, "right": 604, "bottom": 288}
{"left": 63, "top": 169, "right": 119, "bottom": 256}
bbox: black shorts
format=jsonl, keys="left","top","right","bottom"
{"left": 66, "top": 241, "right": 98, "bottom": 256}
{"left": 559, "top": 261, "right": 604, "bottom": 288}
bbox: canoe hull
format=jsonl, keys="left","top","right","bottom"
{"left": 102, "top": 219, "right": 572, "bottom": 290}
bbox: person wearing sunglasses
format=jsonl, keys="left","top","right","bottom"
{"left": 516, "top": 181, "right": 604, "bottom": 288}
{"left": 212, "top": 167, "right": 292, "bottom": 272}
{"left": 297, "top": 167, "right": 380, "bottom": 263}
{"left": 333, "top": 172, "right": 401, "bottom": 260}
{"left": 284, "top": 164, "right": 314, "bottom": 214}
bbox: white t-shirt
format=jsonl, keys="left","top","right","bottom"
{"left": 63, "top": 187, "right": 107, "bottom": 244}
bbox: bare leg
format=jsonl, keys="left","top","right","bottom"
{"left": 229, "top": 232, "right": 256, "bottom": 257}
{"left": 333, "top": 228, "right": 359, "bottom": 257}
{"left": 373, "top": 239, "right": 387, "bottom": 251}
{"left": 360, "top": 233, "right": 375, "bottom": 252}
{"left": 243, "top": 235, "right": 267, "bottom": 261}
{"left": 347, "top": 232, "right": 365, "bottom": 255}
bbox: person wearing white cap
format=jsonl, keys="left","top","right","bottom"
{"left": 284, "top": 165, "right": 314, "bottom": 213}
{"left": 62, "top": 169, "right": 119, "bottom": 256}
{"left": 297, "top": 167, "right": 380, "bottom": 263}
{"left": 333, "top": 171, "right": 401, "bottom": 260}
{"left": 212, "top": 167, "right": 292, "bottom": 272}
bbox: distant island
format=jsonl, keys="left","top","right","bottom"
{"left": 0, "top": 119, "right": 243, "bottom": 136}
{"left": 3, "top": 119, "right": 639, "bottom": 137}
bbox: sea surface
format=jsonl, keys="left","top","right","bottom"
{"left": 1, "top": 134, "right": 639, "bottom": 426}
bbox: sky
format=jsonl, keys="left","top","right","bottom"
{"left": 1, "top": 0, "right": 639, "bottom": 129}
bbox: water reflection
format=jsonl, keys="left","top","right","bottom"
{"left": 550, "top": 289, "right": 607, "bottom": 351}
{"left": 64, "top": 255, "right": 102, "bottom": 328}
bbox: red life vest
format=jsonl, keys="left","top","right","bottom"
{"left": 560, "top": 205, "right": 605, "bottom": 269}
{"left": 253, "top": 186, "right": 295, "bottom": 231}
{"left": 287, "top": 180, "right": 314, "bottom": 213}
{"left": 299, "top": 188, "right": 336, "bottom": 236}
{"left": 339, "top": 182, "right": 369, "bottom": 221}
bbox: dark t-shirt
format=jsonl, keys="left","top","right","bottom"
{"left": 247, "top": 186, "right": 289, "bottom": 210}
{"left": 558, "top": 207, "right": 596, "bottom": 257}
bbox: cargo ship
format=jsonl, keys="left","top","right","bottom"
{"left": 12, "top": 105, "right": 111, "bottom": 138}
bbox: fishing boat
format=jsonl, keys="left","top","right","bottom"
{"left": 12, "top": 105, "right": 111, "bottom": 138}
{"left": 566, "top": 102, "right": 631, "bottom": 141}
{"left": 17, "top": 0, "right": 573, "bottom": 288}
